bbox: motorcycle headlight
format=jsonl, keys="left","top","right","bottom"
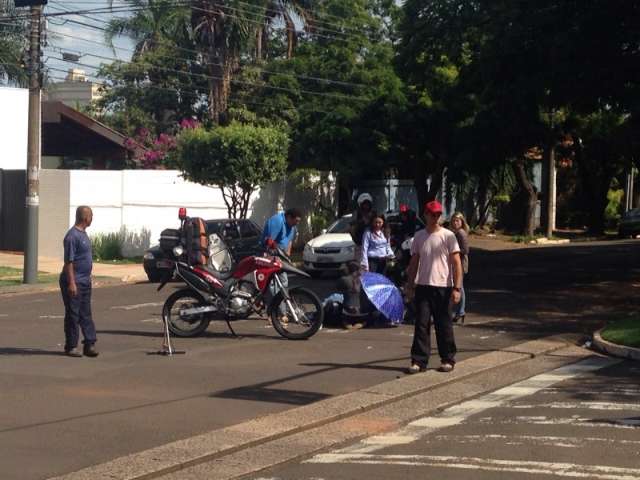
{"left": 143, "top": 252, "right": 155, "bottom": 260}
{"left": 173, "top": 245, "right": 184, "bottom": 257}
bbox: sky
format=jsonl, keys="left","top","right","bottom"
{"left": 43, "top": 0, "right": 134, "bottom": 84}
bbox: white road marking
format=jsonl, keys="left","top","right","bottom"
{"left": 111, "top": 302, "right": 164, "bottom": 311}
{"left": 307, "top": 454, "right": 640, "bottom": 480}
{"left": 39, "top": 315, "right": 64, "bottom": 319}
{"left": 0, "top": 314, "right": 8, "bottom": 317}
{"left": 432, "top": 434, "right": 640, "bottom": 448}
{"left": 511, "top": 401, "right": 640, "bottom": 411}
{"left": 141, "top": 318, "right": 162, "bottom": 324}
{"left": 311, "top": 356, "right": 620, "bottom": 456}
{"left": 478, "top": 415, "right": 640, "bottom": 429}
{"left": 540, "top": 387, "right": 640, "bottom": 396}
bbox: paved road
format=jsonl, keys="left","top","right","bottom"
{"left": 0, "top": 239, "right": 637, "bottom": 479}
{"left": 257, "top": 357, "right": 640, "bottom": 480}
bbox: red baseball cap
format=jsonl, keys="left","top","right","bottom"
{"left": 424, "top": 200, "right": 443, "bottom": 215}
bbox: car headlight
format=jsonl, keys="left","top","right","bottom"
{"left": 304, "top": 244, "right": 312, "bottom": 254}
{"left": 143, "top": 252, "right": 155, "bottom": 260}
{"left": 344, "top": 246, "right": 355, "bottom": 253}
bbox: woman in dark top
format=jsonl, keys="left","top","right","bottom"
{"left": 450, "top": 212, "right": 469, "bottom": 324}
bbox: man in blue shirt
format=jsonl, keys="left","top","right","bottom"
{"left": 261, "top": 208, "right": 302, "bottom": 256}
{"left": 59, "top": 206, "right": 98, "bottom": 357}
{"left": 261, "top": 208, "right": 302, "bottom": 322}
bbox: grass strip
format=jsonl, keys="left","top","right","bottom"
{"left": 601, "top": 315, "right": 640, "bottom": 349}
{"left": 0, "top": 266, "right": 59, "bottom": 286}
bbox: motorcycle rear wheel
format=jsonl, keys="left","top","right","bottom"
{"left": 271, "top": 287, "right": 323, "bottom": 340}
{"left": 163, "top": 289, "right": 210, "bottom": 337}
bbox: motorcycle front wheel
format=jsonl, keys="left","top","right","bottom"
{"left": 271, "top": 287, "right": 323, "bottom": 340}
{"left": 163, "top": 289, "right": 210, "bottom": 337}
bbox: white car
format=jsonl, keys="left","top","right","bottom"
{"left": 303, "top": 214, "right": 356, "bottom": 274}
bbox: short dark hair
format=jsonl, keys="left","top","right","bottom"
{"left": 285, "top": 207, "right": 303, "bottom": 219}
{"left": 75, "top": 205, "right": 92, "bottom": 224}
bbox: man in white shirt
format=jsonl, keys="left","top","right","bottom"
{"left": 405, "top": 200, "right": 463, "bottom": 373}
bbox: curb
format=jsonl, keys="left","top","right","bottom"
{"left": 592, "top": 329, "right": 640, "bottom": 361}
{"left": 49, "top": 335, "right": 571, "bottom": 480}
{"left": 0, "top": 277, "right": 146, "bottom": 298}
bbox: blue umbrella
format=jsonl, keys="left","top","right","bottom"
{"left": 360, "top": 272, "right": 404, "bottom": 324}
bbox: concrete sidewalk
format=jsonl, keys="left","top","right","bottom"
{"left": 0, "top": 251, "right": 148, "bottom": 283}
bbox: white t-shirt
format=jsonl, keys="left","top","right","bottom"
{"left": 410, "top": 227, "right": 460, "bottom": 287}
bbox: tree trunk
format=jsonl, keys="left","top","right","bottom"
{"left": 512, "top": 158, "right": 537, "bottom": 236}
{"left": 476, "top": 175, "right": 490, "bottom": 228}
{"left": 255, "top": 26, "right": 263, "bottom": 61}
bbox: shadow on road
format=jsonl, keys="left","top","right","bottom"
{"left": 0, "top": 347, "right": 65, "bottom": 356}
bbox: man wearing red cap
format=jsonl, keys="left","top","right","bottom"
{"left": 405, "top": 200, "right": 463, "bottom": 374}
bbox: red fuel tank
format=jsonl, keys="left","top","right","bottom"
{"left": 233, "top": 256, "right": 281, "bottom": 283}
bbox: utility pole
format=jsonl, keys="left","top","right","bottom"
{"left": 545, "top": 145, "right": 556, "bottom": 238}
{"left": 23, "top": 4, "right": 43, "bottom": 284}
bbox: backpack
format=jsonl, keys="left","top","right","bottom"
{"left": 183, "top": 217, "right": 208, "bottom": 266}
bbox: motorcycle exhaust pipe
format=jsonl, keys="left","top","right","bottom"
{"left": 180, "top": 305, "right": 218, "bottom": 317}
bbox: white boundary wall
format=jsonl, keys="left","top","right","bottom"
{"left": 39, "top": 169, "right": 335, "bottom": 259}
{"left": 0, "top": 87, "right": 28, "bottom": 170}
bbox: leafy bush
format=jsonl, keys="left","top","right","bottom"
{"left": 91, "top": 232, "right": 123, "bottom": 261}
{"left": 605, "top": 188, "right": 624, "bottom": 229}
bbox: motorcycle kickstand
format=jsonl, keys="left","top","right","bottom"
{"left": 225, "top": 316, "right": 239, "bottom": 338}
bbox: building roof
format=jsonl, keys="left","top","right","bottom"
{"left": 42, "top": 101, "right": 143, "bottom": 159}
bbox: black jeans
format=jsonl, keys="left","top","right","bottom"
{"left": 367, "top": 257, "right": 387, "bottom": 275}
{"left": 60, "top": 276, "right": 96, "bottom": 350}
{"left": 411, "top": 285, "right": 456, "bottom": 368}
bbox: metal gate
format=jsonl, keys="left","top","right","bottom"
{"left": 0, "top": 169, "right": 26, "bottom": 251}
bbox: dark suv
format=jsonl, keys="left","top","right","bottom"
{"left": 143, "top": 218, "right": 264, "bottom": 282}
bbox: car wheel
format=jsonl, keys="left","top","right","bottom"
{"left": 145, "top": 269, "right": 163, "bottom": 283}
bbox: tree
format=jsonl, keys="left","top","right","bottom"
{"left": 0, "top": 0, "right": 28, "bottom": 86}
{"left": 174, "top": 122, "right": 289, "bottom": 218}
{"left": 234, "top": 0, "right": 406, "bottom": 211}
{"left": 190, "top": 0, "right": 312, "bottom": 124}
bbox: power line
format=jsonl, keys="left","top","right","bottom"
{"left": 6, "top": 1, "right": 366, "bottom": 44}
{"left": 46, "top": 52, "right": 370, "bottom": 102}
{"left": 45, "top": 33, "right": 374, "bottom": 90}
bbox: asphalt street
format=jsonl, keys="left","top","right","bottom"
{"left": 255, "top": 357, "right": 640, "bottom": 480}
{"left": 0, "top": 239, "right": 638, "bottom": 479}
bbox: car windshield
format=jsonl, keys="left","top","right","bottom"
{"left": 327, "top": 216, "right": 353, "bottom": 234}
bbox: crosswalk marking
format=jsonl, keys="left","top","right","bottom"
{"left": 307, "top": 454, "right": 640, "bottom": 480}
{"left": 320, "top": 356, "right": 620, "bottom": 456}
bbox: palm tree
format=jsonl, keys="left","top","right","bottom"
{"left": 105, "top": 0, "right": 191, "bottom": 60}
{"left": 191, "top": 0, "right": 311, "bottom": 123}
{"left": 255, "top": 0, "right": 313, "bottom": 61}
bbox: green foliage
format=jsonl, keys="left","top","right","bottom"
{"left": 605, "top": 188, "right": 624, "bottom": 229}
{"left": 174, "top": 122, "right": 290, "bottom": 218}
{"left": 0, "top": 1, "right": 27, "bottom": 86}
{"left": 91, "top": 232, "right": 123, "bottom": 261}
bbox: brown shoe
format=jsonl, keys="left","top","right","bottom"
{"left": 83, "top": 344, "right": 99, "bottom": 358}
{"left": 64, "top": 347, "right": 82, "bottom": 358}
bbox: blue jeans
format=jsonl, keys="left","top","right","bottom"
{"left": 60, "top": 276, "right": 96, "bottom": 350}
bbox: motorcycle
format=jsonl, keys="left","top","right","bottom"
{"left": 158, "top": 229, "right": 323, "bottom": 340}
